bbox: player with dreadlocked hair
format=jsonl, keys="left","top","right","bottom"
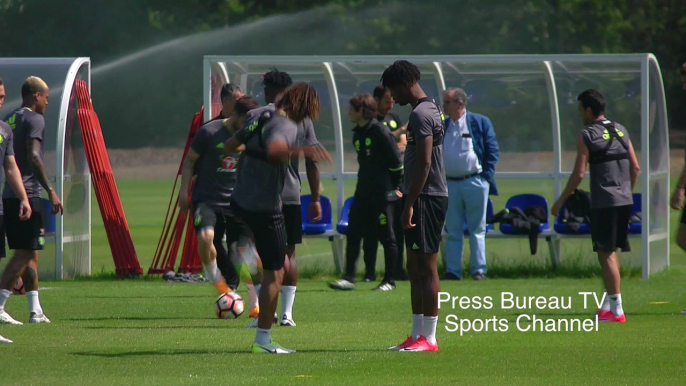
{"left": 382, "top": 60, "right": 448, "bottom": 352}
{"left": 223, "top": 83, "right": 330, "bottom": 353}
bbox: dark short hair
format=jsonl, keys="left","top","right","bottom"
{"left": 380, "top": 60, "right": 421, "bottom": 89}
{"left": 234, "top": 96, "right": 260, "bottom": 117}
{"left": 276, "top": 82, "right": 320, "bottom": 123}
{"left": 372, "top": 84, "right": 390, "bottom": 100}
{"left": 262, "top": 68, "right": 293, "bottom": 91}
{"left": 350, "top": 94, "right": 377, "bottom": 120}
{"left": 0, "top": 77, "right": 3, "bottom": 87}
{"left": 220, "top": 83, "right": 242, "bottom": 101}
{"left": 577, "top": 89, "right": 606, "bottom": 117}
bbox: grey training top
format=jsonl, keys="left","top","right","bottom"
{"left": 404, "top": 100, "right": 448, "bottom": 196}
{"left": 581, "top": 120, "right": 633, "bottom": 209}
{"left": 244, "top": 105, "right": 319, "bottom": 205}
{"left": 190, "top": 119, "right": 240, "bottom": 207}
{"left": 232, "top": 114, "right": 298, "bottom": 213}
{"left": 2, "top": 108, "right": 44, "bottom": 200}
{"left": 0, "top": 121, "right": 15, "bottom": 215}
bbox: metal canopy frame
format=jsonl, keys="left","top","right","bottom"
{"left": 203, "top": 54, "right": 669, "bottom": 279}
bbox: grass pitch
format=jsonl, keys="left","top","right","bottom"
{"left": 1, "top": 176, "right": 684, "bottom": 384}
{"left": 1, "top": 273, "right": 685, "bottom": 385}
{"left": 88, "top": 177, "right": 684, "bottom": 276}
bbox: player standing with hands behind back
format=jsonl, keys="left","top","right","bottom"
{"left": 382, "top": 61, "right": 448, "bottom": 352}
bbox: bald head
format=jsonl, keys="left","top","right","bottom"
{"left": 21, "top": 76, "right": 50, "bottom": 114}
{"left": 442, "top": 88, "right": 467, "bottom": 119}
{"left": 444, "top": 88, "right": 467, "bottom": 105}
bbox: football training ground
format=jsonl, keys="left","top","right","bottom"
{"left": 1, "top": 178, "right": 684, "bottom": 385}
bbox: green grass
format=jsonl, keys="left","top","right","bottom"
{"left": 1, "top": 176, "right": 684, "bottom": 384}
{"left": 2, "top": 272, "right": 685, "bottom": 385}
{"left": 82, "top": 177, "right": 684, "bottom": 277}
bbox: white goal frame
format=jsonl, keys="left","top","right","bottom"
{"left": 0, "top": 58, "right": 92, "bottom": 279}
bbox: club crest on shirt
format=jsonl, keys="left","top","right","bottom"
{"left": 217, "top": 156, "right": 237, "bottom": 172}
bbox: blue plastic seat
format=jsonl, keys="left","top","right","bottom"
{"left": 300, "top": 195, "right": 333, "bottom": 235}
{"left": 336, "top": 197, "right": 354, "bottom": 235}
{"left": 629, "top": 193, "right": 642, "bottom": 234}
{"left": 42, "top": 198, "right": 56, "bottom": 234}
{"left": 499, "top": 194, "right": 549, "bottom": 234}
{"left": 463, "top": 198, "right": 495, "bottom": 235}
{"left": 554, "top": 202, "right": 591, "bottom": 234}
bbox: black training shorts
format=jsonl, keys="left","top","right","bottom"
{"left": 282, "top": 204, "right": 303, "bottom": 246}
{"left": 590, "top": 205, "right": 632, "bottom": 253}
{"left": 231, "top": 200, "right": 287, "bottom": 271}
{"left": 3, "top": 198, "right": 45, "bottom": 251}
{"left": 404, "top": 194, "right": 448, "bottom": 255}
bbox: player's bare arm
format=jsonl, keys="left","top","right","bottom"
{"left": 627, "top": 140, "right": 641, "bottom": 191}
{"left": 397, "top": 133, "right": 407, "bottom": 154}
{"left": 178, "top": 149, "right": 199, "bottom": 212}
{"left": 297, "top": 144, "right": 332, "bottom": 164}
{"left": 671, "top": 164, "right": 686, "bottom": 210}
{"left": 305, "top": 156, "right": 321, "bottom": 222}
{"left": 266, "top": 138, "right": 291, "bottom": 163}
{"left": 392, "top": 123, "right": 408, "bottom": 139}
{"left": 3, "top": 155, "right": 32, "bottom": 220}
{"left": 27, "top": 138, "right": 62, "bottom": 214}
{"left": 551, "top": 135, "right": 588, "bottom": 216}
{"left": 221, "top": 118, "right": 246, "bottom": 152}
{"left": 223, "top": 135, "right": 244, "bottom": 154}
{"left": 402, "top": 135, "right": 432, "bottom": 229}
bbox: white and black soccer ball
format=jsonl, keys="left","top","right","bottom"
{"left": 215, "top": 292, "right": 245, "bottom": 319}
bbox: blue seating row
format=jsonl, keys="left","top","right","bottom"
{"left": 300, "top": 193, "right": 644, "bottom": 236}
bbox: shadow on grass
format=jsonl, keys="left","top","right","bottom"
{"left": 510, "top": 311, "right": 679, "bottom": 318}
{"left": 65, "top": 316, "right": 216, "bottom": 321}
{"left": 81, "top": 325, "right": 238, "bottom": 330}
{"left": 298, "top": 247, "right": 642, "bottom": 280}
{"left": 69, "top": 294, "right": 209, "bottom": 299}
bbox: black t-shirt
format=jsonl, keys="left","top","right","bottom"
{"left": 190, "top": 119, "right": 239, "bottom": 207}
{"left": 352, "top": 119, "right": 403, "bottom": 201}
{"left": 377, "top": 112, "right": 404, "bottom": 143}
{"left": 2, "top": 108, "right": 44, "bottom": 199}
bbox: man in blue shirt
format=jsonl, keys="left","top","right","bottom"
{"left": 441, "top": 88, "right": 499, "bottom": 281}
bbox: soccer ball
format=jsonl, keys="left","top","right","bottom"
{"left": 215, "top": 292, "right": 245, "bottom": 319}
{"left": 11, "top": 278, "right": 25, "bottom": 295}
